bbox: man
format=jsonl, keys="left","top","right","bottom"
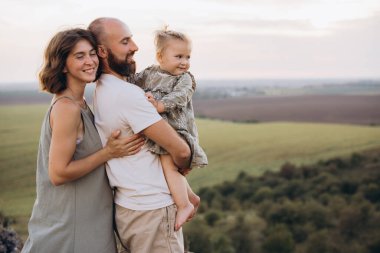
{"left": 88, "top": 18, "right": 190, "bottom": 253}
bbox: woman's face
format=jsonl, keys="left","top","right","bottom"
{"left": 64, "top": 39, "right": 99, "bottom": 84}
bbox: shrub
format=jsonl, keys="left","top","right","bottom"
{"left": 304, "top": 230, "right": 329, "bottom": 253}
{"left": 262, "top": 224, "right": 295, "bottom": 253}
{"left": 253, "top": 186, "right": 273, "bottom": 203}
{"left": 340, "top": 180, "right": 358, "bottom": 195}
{"left": 228, "top": 214, "right": 258, "bottom": 253}
{"left": 369, "top": 238, "right": 380, "bottom": 253}
{"left": 0, "top": 227, "right": 23, "bottom": 253}
{"left": 210, "top": 234, "right": 235, "bottom": 253}
{"left": 204, "top": 210, "right": 222, "bottom": 227}
{"left": 363, "top": 183, "right": 380, "bottom": 203}
{"left": 280, "top": 162, "right": 297, "bottom": 180}
{"left": 0, "top": 212, "right": 23, "bottom": 253}
{"left": 184, "top": 219, "right": 212, "bottom": 253}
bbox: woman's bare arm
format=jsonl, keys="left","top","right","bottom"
{"left": 48, "top": 99, "right": 144, "bottom": 186}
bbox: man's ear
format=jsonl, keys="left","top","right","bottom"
{"left": 97, "top": 45, "right": 107, "bottom": 58}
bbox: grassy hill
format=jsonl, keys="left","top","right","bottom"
{"left": 190, "top": 118, "right": 380, "bottom": 189}
{"left": 1, "top": 104, "right": 380, "bottom": 238}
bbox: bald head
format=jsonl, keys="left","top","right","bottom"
{"left": 88, "top": 17, "right": 126, "bottom": 45}
{"left": 88, "top": 17, "right": 138, "bottom": 78}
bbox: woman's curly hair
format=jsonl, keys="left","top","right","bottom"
{"left": 39, "top": 28, "right": 100, "bottom": 94}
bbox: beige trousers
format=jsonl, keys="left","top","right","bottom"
{"left": 115, "top": 204, "right": 184, "bottom": 253}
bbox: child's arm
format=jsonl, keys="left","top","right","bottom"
{"left": 159, "top": 72, "right": 195, "bottom": 113}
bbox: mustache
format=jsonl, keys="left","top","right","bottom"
{"left": 126, "top": 53, "right": 135, "bottom": 62}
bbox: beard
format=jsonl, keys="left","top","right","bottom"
{"left": 107, "top": 49, "right": 136, "bottom": 77}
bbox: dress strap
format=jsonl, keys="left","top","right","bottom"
{"left": 51, "top": 96, "right": 88, "bottom": 110}
{"left": 51, "top": 96, "right": 75, "bottom": 106}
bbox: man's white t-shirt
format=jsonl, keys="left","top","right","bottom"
{"left": 93, "top": 74, "right": 173, "bottom": 210}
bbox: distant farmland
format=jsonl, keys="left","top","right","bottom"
{"left": 194, "top": 94, "right": 380, "bottom": 125}
{"left": 2, "top": 91, "right": 379, "bottom": 126}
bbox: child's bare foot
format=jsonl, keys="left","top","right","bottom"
{"left": 188, "top": 194, "right": 200, "bottom": 221}
{"left": 175, "top": 203, "right": 194, "bottom": 231}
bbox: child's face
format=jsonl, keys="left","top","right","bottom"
{"left": 158, "top": 39, "right": 191, "bottom": 76}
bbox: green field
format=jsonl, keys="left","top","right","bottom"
{"left": 1, "top": 104, "right": 380, "bottom": 238}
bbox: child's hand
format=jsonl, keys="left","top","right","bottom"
{"left": 145, "top": 92, "right": 158, "bottom": 108}
{"left": 145, "top": 92, "right": 165, "bottom": 113}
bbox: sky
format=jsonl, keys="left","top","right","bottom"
{"left": 0, "top": 0, "right": 379, "bottom": 85}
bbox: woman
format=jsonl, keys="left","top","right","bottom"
{"left": 21, "top": 28, "right": 144, "bottom": 253}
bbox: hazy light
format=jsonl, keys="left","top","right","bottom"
{"left": 0, "top": 0, "right": 379, "bottom": 83}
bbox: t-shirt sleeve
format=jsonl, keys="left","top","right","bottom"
{"left": 118, "top": 85, "right": 162, "bottom": 133}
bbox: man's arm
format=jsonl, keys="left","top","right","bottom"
{"left": 142, "top": 119, "right": 191, "bottom": 169}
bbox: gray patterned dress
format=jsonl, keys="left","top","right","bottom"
{"left": 21, "top": 98, "right": 117, "bottom": 253}
{"left": 128, "top": 65, "right": 208, "bottom": 169}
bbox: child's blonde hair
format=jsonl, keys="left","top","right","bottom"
{"left": 154, "top": 26, "right": 191, "bottom": 55}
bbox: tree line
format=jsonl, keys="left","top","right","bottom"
{"left": 184, "top": 150, "right": 380, "bottom": 253}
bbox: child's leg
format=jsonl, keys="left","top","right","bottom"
{"left": 160, "top": 154, "right": 194, "bottom": 231}
{"left": 186, "top": 181, "right": 200, "bottom": 220}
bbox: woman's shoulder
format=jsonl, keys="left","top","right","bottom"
{"left": 49, "top": 97, "right": 82, "bottom": 128}
{"left": 51, "top": 97, "right": 81, "bottom": 119}
{"left": 52, "top": 97, "right": 81, "bottom": 112}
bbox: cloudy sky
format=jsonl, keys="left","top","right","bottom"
{"left": 0, "top": 0, "right": 379, "bottom": 84}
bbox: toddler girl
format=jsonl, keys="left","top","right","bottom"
{"left": 128, "top": 28, "right": 208, "bottom": 230}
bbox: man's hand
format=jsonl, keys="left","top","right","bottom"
{"left": 178, "top": 167, "right": 191, "bottom": 176}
